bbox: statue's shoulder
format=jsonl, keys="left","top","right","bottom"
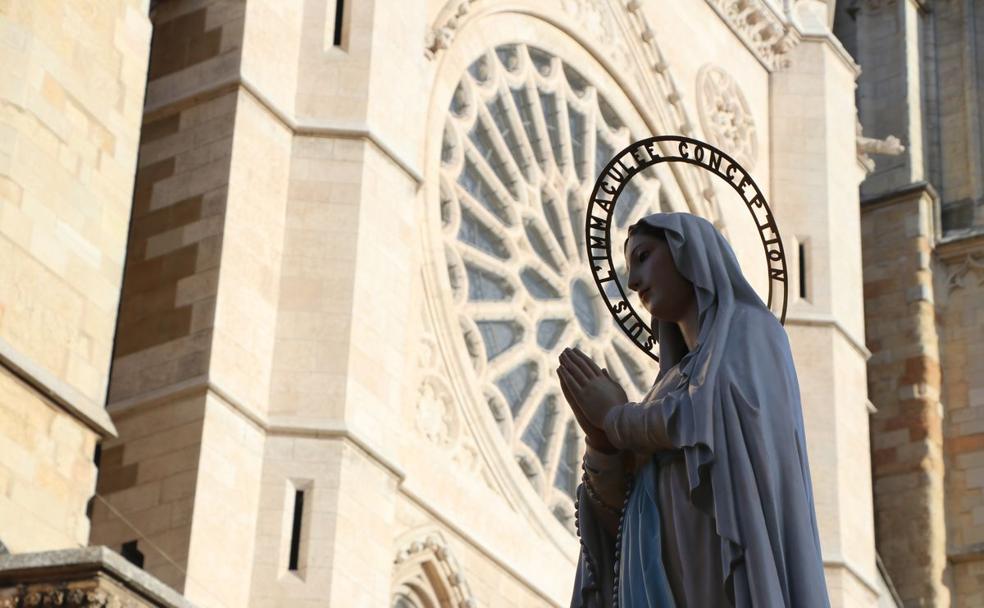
{"left": 721, "top": 303, "right": 789, "bottom": 370}
{"left": 733, "top": 302, "right": 783, "bottom": 336}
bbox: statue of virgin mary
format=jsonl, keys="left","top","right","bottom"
{"left": 564, "top": 212, "right": 830, "bottom": 607}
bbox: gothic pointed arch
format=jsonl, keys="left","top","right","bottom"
{"left": 417, "top": 4, "right": 724, "bottom": 552}
{"left": 391, "top": 530, "right": 476, "bottom": 608}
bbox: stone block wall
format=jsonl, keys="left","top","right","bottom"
{"left": 861, "top": 185, "right": 949, "bottom": 605}
{"left": 88, "top": 392, "right": 205, "bottom": 594}
{"left": 108, "top": 0, "right": 245, "bottom": 405}
{"left": 0, "top": 0, "right": 151, "bottom": 551}
{"left": 930, "top": 1, "right": 984, "bottom": 233}
{"left": 0, "top": 368, "right": 99, "bottom": 552}
{"left": 937, "top": 233, "right": 984, "bottom": 603}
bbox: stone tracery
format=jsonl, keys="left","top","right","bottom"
{"left": 439, "top": 43, "right": 670, "bottom": 528}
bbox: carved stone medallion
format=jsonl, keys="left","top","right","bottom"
{"left": 696, "top": 64, "right": 758, "bottom": 170}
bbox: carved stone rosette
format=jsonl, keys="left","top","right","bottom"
{"left": 696, "top": 65, "right": 758, "bottom": 170}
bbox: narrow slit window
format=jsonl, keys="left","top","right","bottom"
{"left": 333, "top": 0, "right": 345, "bottom": 47}
{"left": 799, "top": 241, "right": 808, "bottom": 300}
{"left": 288, "top": 489, "right": 304, "bottom": 571}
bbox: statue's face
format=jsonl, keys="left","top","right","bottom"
{"left": 624, "top": 231, "right": 696, "bottom": 322}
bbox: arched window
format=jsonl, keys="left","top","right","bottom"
{"left": 391, "top": 588, "right": 427, "bottom": 608}
{"left": 392, "top": 532, "right": 475, "bottom": 607}
{"left": 440, "top": 43, "right": 670, "bottom": 528}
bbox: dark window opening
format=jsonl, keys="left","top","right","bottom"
{"left": 333, "top": 0, "right": 345, "bottom": 47}
{"left": 121, "top": 540, "right": 144, "bottom": 568}
{"left": 799, "top": 242, "right": 808, "bottom": 300}
{"left": 288, "top": 490, "right": 305, "bottom": 571}
{"left": 87, "top": 443, "right": 102, "bottom": 520}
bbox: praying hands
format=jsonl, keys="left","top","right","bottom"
{"left": 557, "top": 346, "right": 629, "bottom": 453}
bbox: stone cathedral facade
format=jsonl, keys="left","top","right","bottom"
{"left": 1, "top": 0, "right": 982, "bottom": 607}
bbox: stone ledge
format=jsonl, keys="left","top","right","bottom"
{"left": 859, "top": 180, "right": 940, "bottom": 211}
{"left": 0, "top": 546, "right": 194, "bottom": 608}
{"left": 0, "top": 340, "right": 116, "bottom": 438}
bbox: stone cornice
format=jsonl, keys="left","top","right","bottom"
{"left": 107, "top": 377, "right": 408, "bottom": 484}
{"left": 798, "top": 30, "right": 863, "bottom": 77}
{"left": 0, "top": 546, "right": 195, "bottom": 608}
{"left": 859, "top": 180, "right": 940, "bottom": 211}
{"left": 937, "top": 226, "right": 984, "bottom": 261}
{"left": 704, "top": 0, "right": 801, "bottom": 71}
{"left": 141, "top": 75, "right": 424, "bottom": 187}
{"left": 0, "top": 339, "right": 116, "bottom": 438}
{"left": 784, "top": 312, "right": 873, "bottom": 361}
{"left": 950, "top": 542, "right": 984, "bottom": 564}
{"left": 822, "top": 555, "right": 881, "bottom": 601}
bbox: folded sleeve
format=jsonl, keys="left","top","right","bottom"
{"left": 602, "top": 398, "right": 675, "bottom": 453}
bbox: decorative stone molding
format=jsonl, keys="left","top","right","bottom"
{"left": 414, "top": 330, "right": 456, "bottom": 430}
{"left": 560, "top": 0, "right": 632, "bottom": 68}
{"left": 392, "top": 531, "right": 476, "bottom": 608}
{"left": 704, "top": 0, "right": 801, "bottom": 70}
{"left": 414, "top": 309, "right": 497, "bottom": 493}
{"left": 696, "top": 64, "right": 758, "bottom": 170}
{"left": 0, "top": 547, "right": 194, "bottom": 608}
{"left": 617, "top": 0, "right": 724, "bottom": 223}
{"left": 416, "top": 375, "right": 459, "bottom": 447}
{"left": 0, "top": 588, "right": 132, "bottom": 608}
{"left": 415, "top": 333, "right": 459, "bottom": 448}
{"left": 944, "top": 253, "right": 984, "bottom": 293}
{"left": 425, "top": 0, "right": 477, "bottom": 58}
{"left": 450, "top": 434, "right": 498, "bottom": 490}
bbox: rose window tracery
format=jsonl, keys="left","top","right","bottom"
{"left": 439, "top": 43, "right": 673, "bottom": 528}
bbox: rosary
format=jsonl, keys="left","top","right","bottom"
{"left": 575, "top": 460, "right": 636, "bottom": 608}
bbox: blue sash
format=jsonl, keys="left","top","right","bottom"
{"left": 618, "top": 453, "right": 677, "bottom": 607}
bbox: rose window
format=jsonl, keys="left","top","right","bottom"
{"left": 439, "top": 44, "right": 670, "bottom": 529}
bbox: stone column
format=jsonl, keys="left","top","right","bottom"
{"left": 770, "top": 32, "right": 882, "bottom": 607}
{"left": 90, "top": 0, "right": 428, "bottom": 606}
{"left": 89, "top": 1, "right": 292, "bottom": 606}
{"left": 860, "top": 183, "right": 949, "bottom": 606}
{"left": 248, "top": 0, "right": 426, "bottom": 604}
